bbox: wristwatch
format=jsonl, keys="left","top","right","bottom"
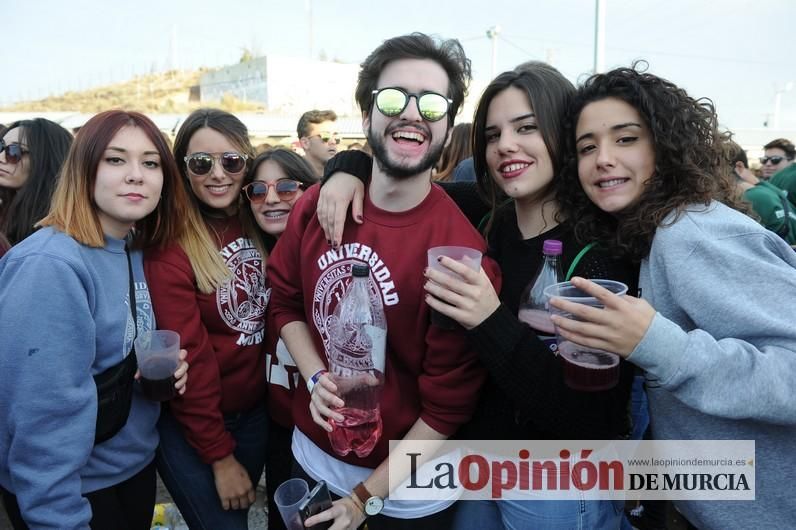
{"left": 353, "top": 482, "right": 384, "bottom": 516}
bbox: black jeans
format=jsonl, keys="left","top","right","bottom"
{"left": 2, "top": 460, "right": 156, "bottom": 530}
{"left": 292, "top": 462, "right": 457, "bottom": 530}
{"left": 266, "top": 419, "right": 295, "bottom": 530}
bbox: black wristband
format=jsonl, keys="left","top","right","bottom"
{"left": 321, "top": 150, "right": 372, "bottom": 186}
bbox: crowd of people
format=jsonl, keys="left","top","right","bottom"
{"left": 1, "top": 31, "right": 795, "bottom": 530}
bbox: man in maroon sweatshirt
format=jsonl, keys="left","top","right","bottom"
{"left": 267, "top": 33, "right": 501, "bottom": 529}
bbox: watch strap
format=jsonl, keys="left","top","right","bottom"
{"left": 352, "top": 482, "right": 372, "bottom": 506}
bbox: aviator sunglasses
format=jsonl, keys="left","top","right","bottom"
{"left": 371, "top": 87, "right": 452, "bottom": 122}
{"left": 0, "top": 139, "right": 29, "bottom": 164}
{"left": 242, "top": 180, "right": 303, "bottom": 203}
{"left": 310, "top": 133, "right": 341, "bottom": 145}
{"left": 759, "top": 155, "right": 792, "bottom": 166}
{"left": 184, "top": 151, "right": 248, "bottom": 176}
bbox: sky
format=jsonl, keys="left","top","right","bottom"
{"left": 6, "top": 0, "right": 796, "bottom": 132}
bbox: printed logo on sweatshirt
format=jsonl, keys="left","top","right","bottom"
{"left": 313, "top": 246, "right": 397, "bottom": 360}
{"left": 217, "top": 237, "right": 266, "bottom": 344}
{"left": 266, "top": 337, "right": 300, "bottom": 390}
{"left": 124, "top": 281, "right": 154, "bottom": 357}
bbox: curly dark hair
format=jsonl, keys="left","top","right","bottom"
{"left": 556, "top": 63, "right": 742, "bottom": 261}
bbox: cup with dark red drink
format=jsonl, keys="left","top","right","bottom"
{"left": 134, "top": 330, "right": 181, "bottom": 401}
{"left": 544, "top": 280, "right": 628, "bottom": 391}
{"left": 426, "top": 246, "right": 483, "bottom": 329}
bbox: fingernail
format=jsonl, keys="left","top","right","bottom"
{"left": 356, "top": 214, "right": 363, "bottom": 222}
{"left": 327, "top": 239, "right": 331, "bottom": 245}
{"left": 437, "top": 256, "right": 443, "bottom": 262}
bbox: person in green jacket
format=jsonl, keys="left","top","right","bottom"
{"left": 729, "top": 141, "right": 796, "bottom": 245}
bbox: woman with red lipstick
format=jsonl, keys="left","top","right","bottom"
{"left": 240, "top": 148, "right": 314, "bottom": 530}
{"left": 145, "top": 109, "right": 268, "bottom": 529}
{"left": 318, "top": 62, "right": 635, "bottom": 529}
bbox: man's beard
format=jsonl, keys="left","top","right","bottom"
{"left": 367, "top": 122, "right": 446, "bottom": 180}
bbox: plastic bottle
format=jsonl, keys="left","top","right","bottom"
{"left": 517, "top": 239, "right": 564, "bottom": 354}
{"left": 327, "top": 264, "right": 387, "bottom": 458}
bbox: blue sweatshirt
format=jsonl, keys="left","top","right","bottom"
{"left": 629, "top": 202, "right": 796, "bottom": 529}
{"left": 0, "top": 227, "right": 160, "bottom": 529}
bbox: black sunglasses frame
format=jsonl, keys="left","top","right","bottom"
{"left": 371, "top": 87, "right": 453, "bottom": 122}
{"left": 242, "top": 180, "right": 304, "bottom": 203}
{"left": 0, "top": 139, "right": 29, "bottom": 164}
{"left": 760, "top": 155, "right": 793, "bottom": 166}
{"left": 184, "top": 152, "right": 249, "bottom": 176}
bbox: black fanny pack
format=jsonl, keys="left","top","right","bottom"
{"left": 93, "top": 244, "right": 139, "bottom": 445}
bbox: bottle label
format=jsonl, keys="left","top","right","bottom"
{"left": 538, "top": 334, "right": 559, "bottom": 356}
{"left": 365, "top": 324, "right": 387, "bottom": 373}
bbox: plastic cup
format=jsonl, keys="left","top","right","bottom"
{"left": 133, "top": 330, "right": 180, "bottom": 401}
{"left": 427, "top": 246, "right": 483, "bottom": 329}
{"left": 544, "top": 280, "right": 628, "bottom": 391}
{"left": 274, "top": 478, "right": 309, "bottom": 530}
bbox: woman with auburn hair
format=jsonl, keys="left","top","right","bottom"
{"left": 0, "top": 110, "right": 189, "bottom": 529}
{"left": 0, "top": 118, "right": 73, "bottom": 248}
{"left": 550, "top": 65, "right": 796, "bottom": 529}
{"left": 145, "top": 108, "right": 268, "bottom": 529}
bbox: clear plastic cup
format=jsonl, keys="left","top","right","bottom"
{"left": 427, "top": 246, "right": 483, "bottom": 329}
{"left": 133, "top": 330, "right": 180, "bottom": 401}
{"left": 274, "top": 478, "right": 309, "bottom": 530}
{"left": 544, "top": 280, "right": 628, "bottom": 391}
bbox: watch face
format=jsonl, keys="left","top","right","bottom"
{"left": 365, "top": 496, "right": 384, "bottom": 516}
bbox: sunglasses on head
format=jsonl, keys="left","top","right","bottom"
{"left": 310, "top": 133, "right": 341, "bottom": 145}
{"left": 759, "top": 155, "right": 792, "bottom": 166}
{"left": 371, "top": 87, "right": 452, "bottom": 122}
{"left": 0, "top": 139, "right": 28, "bottom": 164}
{"left": 242, "top": 180, "right": 303, "bottom": 203}
{"left": 184, "top": 151, "right": 248, "bottom": 176}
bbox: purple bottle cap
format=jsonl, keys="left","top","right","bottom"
{"left": 543, "top": 239, "right": 563, "bottom": 255}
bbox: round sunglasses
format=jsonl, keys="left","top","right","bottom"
{"left": 371, "top": 87, "right": 452, "bottom": 122}
{"left": 184, "top": 151, "right": 248, "bottom": 176}
{"left": 242, "top": 180, "right": 304, "bottom": 203}
{"left": 0, "top": 139, "right": 29, "bottom": 164}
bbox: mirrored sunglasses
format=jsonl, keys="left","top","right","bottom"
{"left": 243, "top": 180, "right": 303, "bottom": 203}
{"left": 372, "top": 87, "right": 452, "bottom": 122}
{"left": 184, "top": 151, "right": 248, "bottom": 176}
{"left": 759, "top": 155, "right": 791, "bottom": 166}
{"left": 0, "top": 139, "right": 29, "bottom": 164}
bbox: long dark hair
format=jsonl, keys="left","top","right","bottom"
{"left": 0, "top": 119, "right": 73, "bottom": 245}
{"left": 557, "top": 64, "right": 743, "bottom": 261}
{"left": 472, "top": 62, "right": 575, "bottom": 236}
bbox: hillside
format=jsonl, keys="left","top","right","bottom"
{"left": 3, "top": 69, "right": 265, "bottom": 114}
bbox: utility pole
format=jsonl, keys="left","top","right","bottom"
{"left": 486, "top": 25, "right": 501, "bottom": 81}
{"left": 307, "top": 0, "right": 314, "bottom": 60}
{"left": 593, "top": 0, "right": 606, "bottom": 73}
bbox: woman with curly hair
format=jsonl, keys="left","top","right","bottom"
{"left": 549, "top": 66, "right": 796, "bottom": 529}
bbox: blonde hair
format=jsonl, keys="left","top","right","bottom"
{"left": 172, "top": 109, "right": 256, "bottom": 293}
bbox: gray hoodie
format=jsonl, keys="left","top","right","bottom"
{"left": 629, "top": 201, "right": 796, "bottom": 529}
